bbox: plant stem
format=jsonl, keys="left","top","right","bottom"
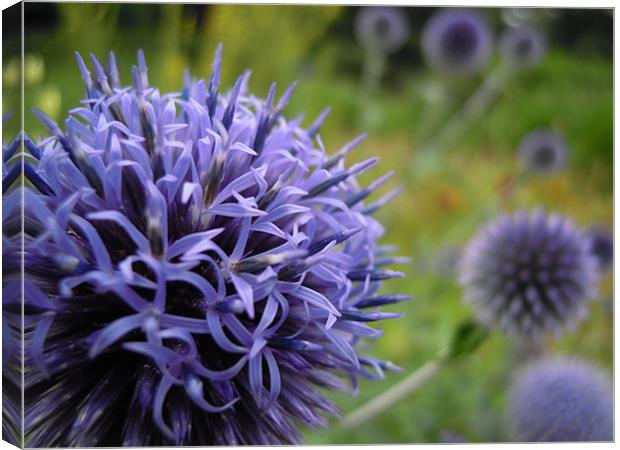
{"left": 415, "top": 64, "right": 513, "bottom": 162}
{"left": 362, "top": 48, "right": 386, "bottom": 94}
{"left": 358, "top": 49, "right": 386, "bottom": 130}
{"left": 339, "top": 356, "right": 446, "bottom": 431}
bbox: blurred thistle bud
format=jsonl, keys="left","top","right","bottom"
{"left": 584, "top": 226, "right": 613, "bottom": 272}
{"left": 508, "top": 357, "right": 613, "bottom": 442}
{"left": 355, "top": 7, "right": 410, "bottom": 54}
{"left": 421, "top": 9, "right": 492, "bottom": 76}
{"left": 458, "top": 209, "right": 599, "bottom": 339}
{"left": 517, "top": 128, "right": 568, "bottom": 174}
{"left": 500, "top": 25, "right": 547, "bottom": 69}
{"left": 439, "top": 430, "right": 467, "bottom": 443}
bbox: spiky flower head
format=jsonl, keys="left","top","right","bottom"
{"left": 2, "top": 116, "right": 23, "bottom": 447}
{"left": 354, "top": 6, "right": 410, "bottom": 54}
{"left": 517, "top": 128, "right": 568, "bottom": 175}
{"left": 458, "top": 209, "right": 598, "bottom": 339}
{"left": 499, "top": 25, "right": 547, "bottom": 68}
{"left": 508, "top": 357, "right": 613, "bottom": 442}
{"left": 421, "top": 9, "right": 492, "bottom": 75}
{"left": 585, "top": 226, "right": 613, "bottom": 272}
{"left": 4, "top": 47, "right": 409, "bottom": 446}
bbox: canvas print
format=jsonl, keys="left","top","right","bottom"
{"left": 1, "top": 2, "right": 613, "bottom": 447}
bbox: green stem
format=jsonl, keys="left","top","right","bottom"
{"left": 424, "top": 64, "right": 512, "bottom": 153}
{"left": 339, "top": 355, "right": 447, "bottom": 431}
{"left": 362, "top": 49, "right": 386, "bottom": 94}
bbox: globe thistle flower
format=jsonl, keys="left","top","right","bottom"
{"left": 354, "top": 7, "right": 410, "bottom": 54}
{"left": 2, "top": 118, "right": 24, "bottom": 448}
{"left": 499, "top": 25, "right": 547, "bottom": 69}
{"left": 517, "top": 129, "right": 568, "bottom": 175}
{"left": 439, "top": 430, "right": 466, "bottom": 443}
{"left": 508, "top": 357, "right": 613, "bottom": 442}
{"left": 584, "top": 226, "right": 613, "bottom": 272}
{"left": 458, "top": 209, "right": 598, "bottom": 339}
{"left": 421, "top": 9, "right": 492, "bottom": 75}
{"left": 5, "top": 47, "right": 409, "bottom": 446}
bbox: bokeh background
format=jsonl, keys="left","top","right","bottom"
{"left": 4, "top": 3, "right": 613, "bottom": 444}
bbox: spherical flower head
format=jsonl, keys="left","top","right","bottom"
{"left": 2, "top": 129, "right": 22, "bottom": 364}
{"left": 458, "top": 209, "right": 598, "bottom": 339}
{"left": 421, "top": 9, "right": 492, "bottom": 76}
{"left": 517, "top": 129, "right": 568, "bottom": 175}
{"left": 508, "top": 357, "right": 612, "bottom": 442}
{"left": 5, "top": 48, "right": 409, "bottom": 447}
{"left": 499, "top": 25, "right": 547, "bottom": 69}
{"left": 585, "top": 226, "right": 613, "bottom": 272}
{"left": 2, "top": 121, "right": 23, "bottom": 448}
{"left": 355, "top": 7, "right": 410, "bottom": 54}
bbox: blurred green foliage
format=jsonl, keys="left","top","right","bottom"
{"left": 4, "top": 3, "right": 612, "bottom": 444}
{"left": 198, "top": 5, "right": 342, "bottom": 90}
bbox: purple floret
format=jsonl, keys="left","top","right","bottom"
{"left": 355, "top": 7, "right": 410, "bottom": 54}
{"left": 2, "top": 123, "right": 24, "bottom": 448}
{"left": 3, "top": 47, "right": 408, "bottom": 446}
{"left": 458, "top": 209, "right": 598, "bottom": 339}
{"left": 499, "top": 25, "right": 547, "bottom": 68}
{"left": 421, "top": 9, "right": 492, "bottom": 75}
{"left": 584, "top": 226, "right": 613, "bottom": 273}
{"left": 517, "top": 128, "right": 568, "bottom": 175}
{"left": 508, "top": 357, "right": 612, "bottom": 442}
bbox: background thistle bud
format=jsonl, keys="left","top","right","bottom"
{"left": 354, "top": 7, "right": 410, "bottom": 54}
{"left": 458, "top": 209, "right": 599, "bottom": 339}
{"left": 507, "top": 357, "right": 612, "bottom": 442}
{"left": 421, "top": 9, "right": 492, "bottom": 76}
{"left": 7, "top": 48, "right": 408, "bottom": 446}
{"left": 499, "top": 25, "right": 547, "bottom": 69}
{"left": 584, "top": 226, "right": 613, "bottom": 272}
{"left": 517, "top": 128, "right": 568, "bottom": 175}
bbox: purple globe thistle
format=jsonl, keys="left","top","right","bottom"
{"left": 508, "top": 357, "right": 613, "bottom": 442}
{"left": 421, "top": 9, "right": 492, "bottom": 76}
{"left": 439, "top": 430, "right": 466, "bottom": 443}
{"left": 458, "top": 209, "right": 599, "bottom": 339}
{"left": 4, "top": 48, "right": 410, "bottom": 446}
{"left": 2, "top": 119, "right": 24, "bottom": 447}
{"left": 584, "top": 226, "right": 613, "bottom": 272}
{"left": 354, "top": 7, "right": 410, "bottom": 54}
{"left": 499, "top": 25, "right": 547, "bottom": 69}
{"left": 517, "top": 129, "right": 568, "bottom": 175}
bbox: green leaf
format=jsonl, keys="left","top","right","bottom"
{"left": 447, "top": 319, "right": 489, "bottom": 360}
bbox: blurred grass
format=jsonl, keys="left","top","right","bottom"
{"left": 5, "top": 4, "right": 613, "bottom": 444}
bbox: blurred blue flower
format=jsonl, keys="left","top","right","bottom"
{"left": 458, "top": 209, "right": 598, "bottom": 339}
{"left": 421, "top": 9, "right": 492, "bottom": 75}
{"left": 499, "top": 25, "right": 547, "bottom": 68}
{"left": 517, "top": 129, "right": 568, "bottom": 174}
{"left": 7, "top": 48, "right": 408, "bottom": 446}
{"left": 585, "top": 226, "right": 613, "bottom": 272}
{"left": 508, "top": 357, "right": 613, "bottom": 442}
{"left": 355, "top": 7, "right": 410, "bottom": 54}
{"left": 439, "top": 430, "right": 467, "bottom": 443}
